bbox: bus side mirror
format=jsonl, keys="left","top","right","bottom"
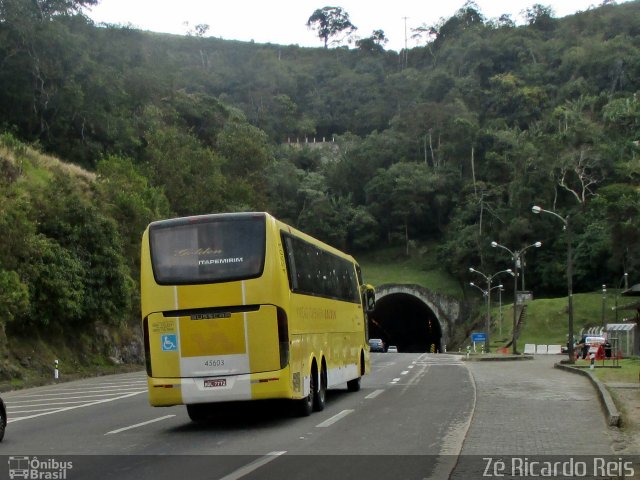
{"left": 364, "top": 287, "right": 376, "bottom": 313}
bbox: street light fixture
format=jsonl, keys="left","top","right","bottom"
{"left": 531, "top": 204, "right": 574, "bottom": 363}
{"left": 491, "top": 240, "right": 542, "bottom": 355}
{"left": 468, "top": 268, "right": 514, "bottom": 352}
{"left": 469, "top": 282, "right": 485, "bottom": 296}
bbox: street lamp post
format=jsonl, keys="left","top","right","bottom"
{"left": 469, "top": 267, "right": 513, "bottom": 352}
{"left": 614, "top": 273, "right": 629, "bottom": 322}
{"left": 491, "top": 240, "right": 542, "bottom": 355}
{"left": 498, "top": 286, "right": 504, "bottom": 337}
{"left": 532, "top": 205, "right": 574, "bottom": 363}
{"left": 601, "top": 284, "right": 607, "bottom": 329}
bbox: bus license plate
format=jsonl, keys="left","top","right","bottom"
{"left": 204, "top": 378, "right": 227, "bottom": 388}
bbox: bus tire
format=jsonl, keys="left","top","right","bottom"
{"left": 0, "top": 406, "right": 5, "bottom": 442}
{"left": 347, "top": 376, "right": 361, "bottom": 392}
{"left": 296, "top": 377, "right": 314, "bottom": 417}
{"left": 186, "top": 404, "right": 209, "bottom": 423}
{"left": 313, "top": 366, "right": 327, "bottom": 412}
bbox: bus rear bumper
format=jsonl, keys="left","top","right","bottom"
{"left": 147, "top": 369, "right": 292, "bottom": 407}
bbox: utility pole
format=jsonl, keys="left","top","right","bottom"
{"left": 601, "top": 284, "right": 607, "bottom": 329}
{"left": 402, "top": 16, "right": 409, "bottom": 69}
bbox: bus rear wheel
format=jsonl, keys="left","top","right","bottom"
{"left": 296, "top": 373, "right": 315, "bottom": 417}
{"left": 313, "top": 367, "right": 327, "bottom": 412}
{"left": 347, "top": 376, "right": 361, "bottom": 392}
{"left": 186, "top": 404, "right": 209, "bottom": 423}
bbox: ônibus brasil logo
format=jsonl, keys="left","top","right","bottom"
{"left": 8, "top": 456, "right": 73, "bottom": 479}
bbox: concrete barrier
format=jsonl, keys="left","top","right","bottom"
{"left": 524, "top": 344, "right": 536, "bottom": 354}
{"left": 547, "top": 344, "right": 562, "bottom": 354}
{"left": 536, "top": 344, "right": 548, "bottom": 354}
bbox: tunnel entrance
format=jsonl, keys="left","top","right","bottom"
{"left": 370, "top": 292, "right": 443, "bottom": 353}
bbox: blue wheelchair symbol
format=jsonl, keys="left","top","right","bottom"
{"left": 161, "top": 334, "right": 178, "bottom": 352}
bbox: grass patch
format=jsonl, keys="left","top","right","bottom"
{"left": 590, "top": 358, "right": 640, "bottom": 383}
{"left": 489, "top": 291, "right": 631, "bottom": 350}
{"left": 358, "top": 244, "right": 463, "bottom": 298}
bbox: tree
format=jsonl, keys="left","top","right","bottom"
{"left": 264, "top": 157, "right": 305, "bottom": 223}
{"left": 307, "top": 6, "right": 357, "bottom": 48}
{"left": 365, "top": 162, "right": 441, "bottom": 255}
{"left": 426, "top": 1, "right": 485, "bottom": 51}
{"left": 143, "top": 123, "right": 229, "bottom": 216}
{"left": 0, "top": 0, "right": 98, "bottom": 22}
{"left": 96, "top": 155, "right": 171, "bottom": 274}
{"left": 557, "top": 147, "right": 601, "bottom": 205}
{"left": 356, "top": 29, "right": 387, "bottom": 53}
{"left": 30, "top": 173, "right": 134, "bottom": 327}
{"left": 522, "top": 4, "right": 555, "bottom": 31}
{"left": 184, "top": 22, "right": 210, "bottom": 37}
{"left": 20, "top": 235, "right": 85, "bottom": 328}
{"left": 0, "top": 270, "right": 29, "bottom": 328}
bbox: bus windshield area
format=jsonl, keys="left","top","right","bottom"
{"left": 149, "top": 214, "right": 266, "bottom": 285}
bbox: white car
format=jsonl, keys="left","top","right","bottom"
{"left": 387, "top": 345, "right": 398, "bottom": 353}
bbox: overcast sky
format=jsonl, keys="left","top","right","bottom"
{"left": 85, "top": 1, "right": 626, "bottom": 52}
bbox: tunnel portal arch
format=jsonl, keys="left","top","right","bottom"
{"left": 370, "top": 284, "right": 457, "bottom": 353}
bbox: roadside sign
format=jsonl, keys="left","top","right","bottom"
{"left": 471, "top": 332, "right": 487, "bottom": 342}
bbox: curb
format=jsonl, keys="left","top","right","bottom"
{"left": 554, "top": 363, "right": 621, "bottom": 427}
{"left": 461, "top": 354, "right": 534, "bottom": 362}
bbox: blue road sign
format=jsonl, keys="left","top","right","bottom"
{"left": 471, "top": 332, "right": 487, "bottom": 342}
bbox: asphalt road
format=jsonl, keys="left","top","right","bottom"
{"left": 0, "top": 353, "right": 474, "bottom": 480}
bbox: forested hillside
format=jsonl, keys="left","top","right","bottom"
{"left": 0, "top": 0, "right": 639, "bottom": 370}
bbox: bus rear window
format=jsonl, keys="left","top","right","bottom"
{"left": 149, "top": 215, "right": 266, "bottom": 285}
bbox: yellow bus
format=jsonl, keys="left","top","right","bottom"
{"left": 140, "top": 212, "right": 375, "bottom": 420}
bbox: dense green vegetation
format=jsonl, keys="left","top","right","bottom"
{"left": 0, "top": 0, "right": 639, "bottom": 372}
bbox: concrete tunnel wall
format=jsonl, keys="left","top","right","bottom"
{"left": 370, "top": 284, "right": 461, "bottom": 353}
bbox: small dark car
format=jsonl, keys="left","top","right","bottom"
{"left": 0, "top": 396, "right": 6, "bottom": 442}
{"left": 368, "top": 338, "right": 385, "bottom": 352}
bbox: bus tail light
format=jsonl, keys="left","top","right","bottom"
{"left": 277, "top": 307, "right": 289, "bottom": 369}
{"left": 142, "top": 317, "right": 152, "bottom": 377}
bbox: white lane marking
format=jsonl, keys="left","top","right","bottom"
{"left": 408, "top": 365, "right": 414, "bottom": 369}
{"left": 8, "top": 391, "right": 146, "bottom": 404}
{"left": 105, "top": 415, "right": 176, "bottom": 435}
{"left": 401, "top": 362, "right": 429, "bottom": 395}
{"left": 315, "top": 409, "right": 354, "bottom": 428}
{"left": 365, "top": 389, "right": 384, "bottom": 399}
{"left": 7, "top": 391, "right": 145, "bottom": 423}
{"left": 218, "top": 451, "right": 286, "bottom": 480}
{"left": 390, "top": 377, "right": 401, "bottom": 384}
{"left": 8, "top": 407, "right": 65, "bottom": 414}
{"left": 401, "top": 370, "right": 409, "bottom": 375}
{"left": 78, "top": 378, "right": 147, "bottom": 385}
{"left": 12, "top": 385, "right": 147, "bottom": 398}
{"left": 9, "top": 398, "right": 138, "bottom": 409}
